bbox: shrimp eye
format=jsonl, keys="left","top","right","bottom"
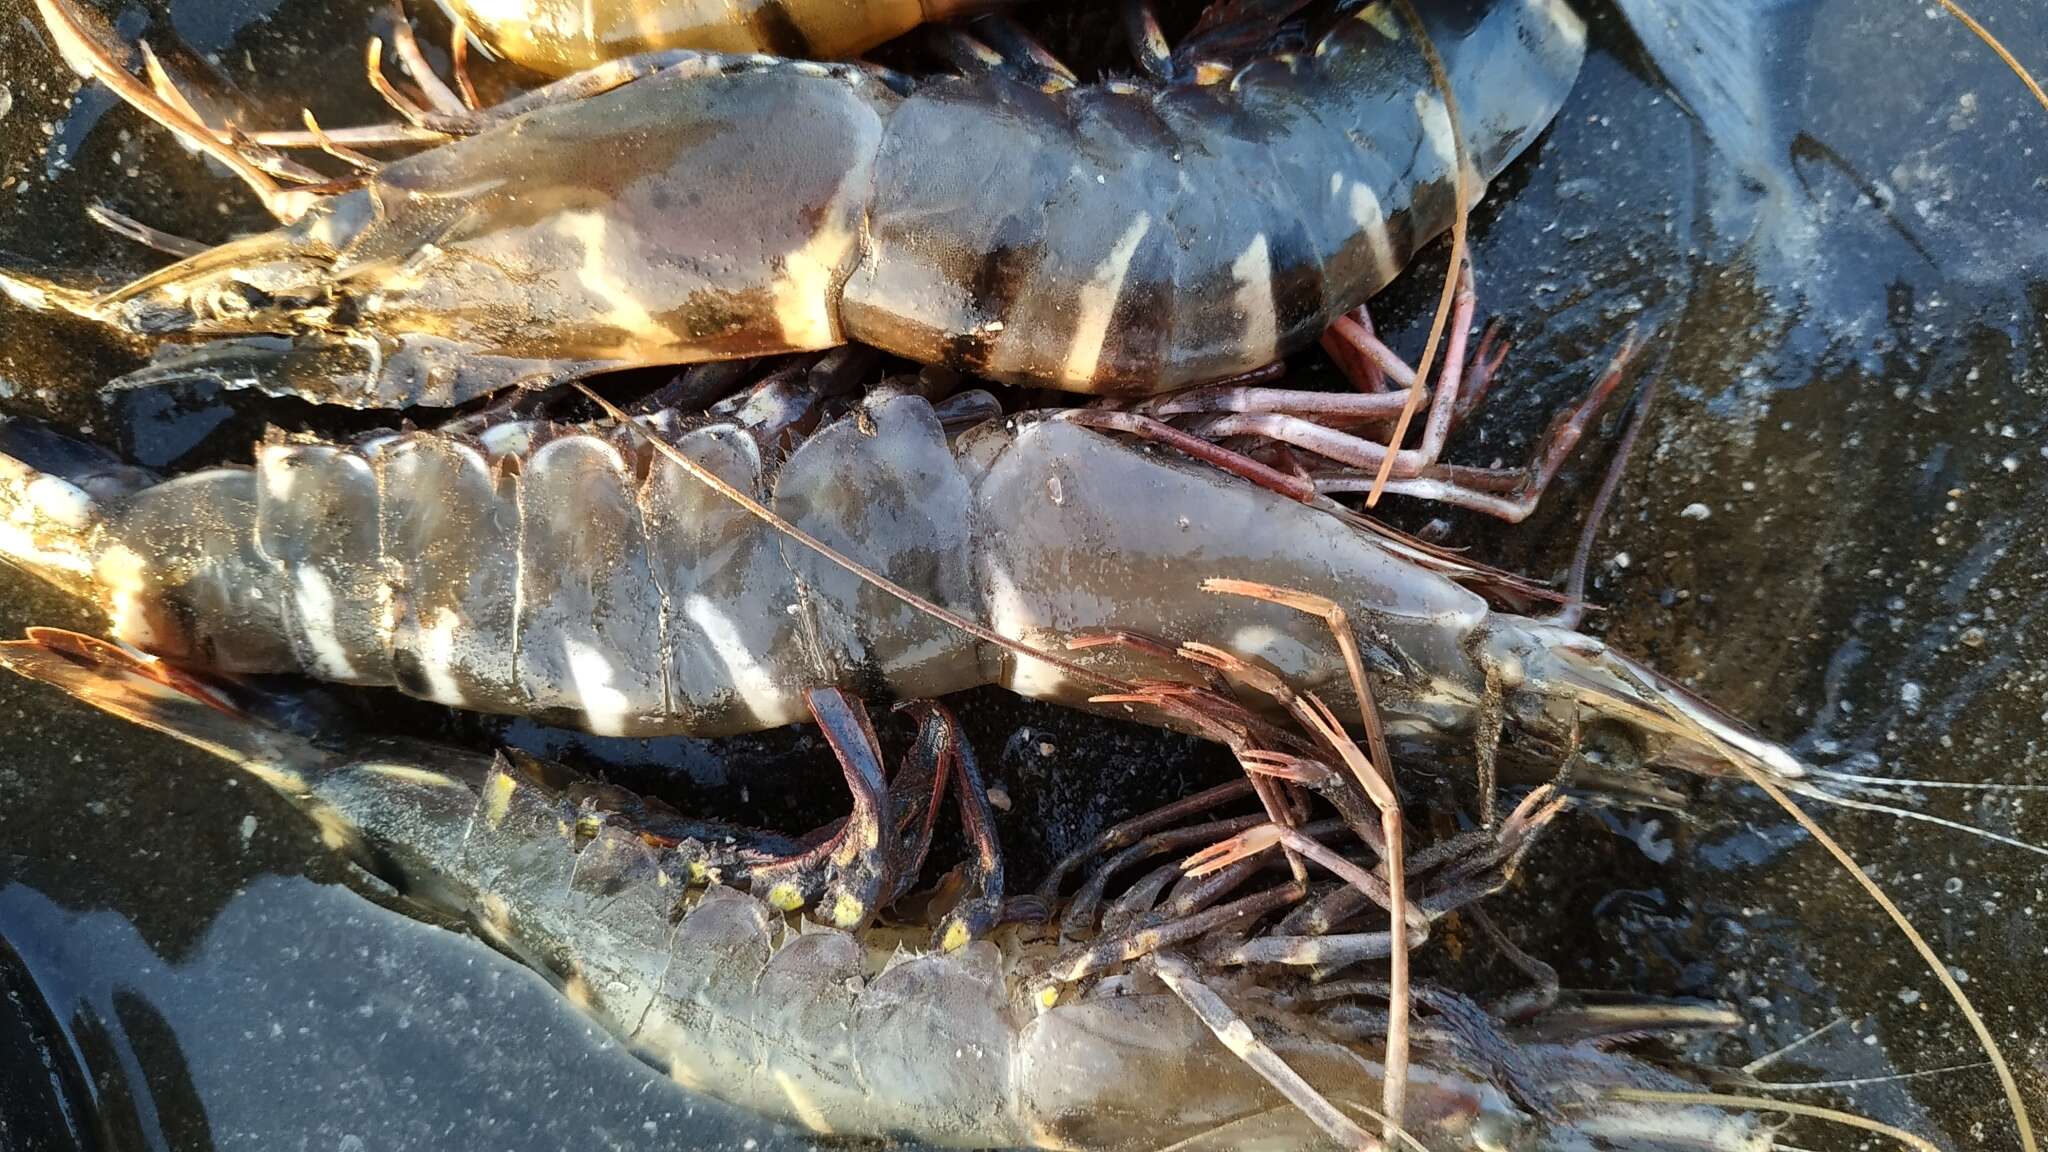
{"left": 202, "top": 284, "right": 250, "bottom": 320}
{"left": 205, "top": 281, "right": 274, "bottom": 321}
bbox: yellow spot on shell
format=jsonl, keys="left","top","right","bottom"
{"left": 484, "top": 771, "right": 516, "bottom": 828}
{"left": 827, "top": 892, "right": 865, "bottom": 929}
{"left": 1036, "top": 985, "right": 1060, "bottom": 1011}
{"left": 360, "top": 763, "right": 462, "bottom": 789}
{"left": 1230, "top": 233, "right": 1278, "bottom": 364}
{"left": 310, "top": 807, "right": 356, "bottom": 851}
{"left": 766, "top": 882, "right": 806, "bottom": 912}
{"left": 939, "top": 920, "right": 971, "bottom": 954}
{"left": 1057, "top": 213, "right": 1151, "bottom": 387}
{"left": 243, "top": 762, "right": 309, "bottom": 794}
{"left": 96, "top": 545, "right": 155, "bottom": 647}
{"left": 555, "top": 210, "right": 679, "bottom": 354}
{"left": 480, "top": 892, "right": 514, "bottom": 941}
{"left": 769, "top": 218, "right": 855, "bottom": 351}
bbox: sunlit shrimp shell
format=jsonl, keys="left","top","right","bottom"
{"left": 0, "top": 631, "right": 1782, "bottom": 1152}
{"left": 0, "top": 390, "right": 1812, "bottom": 793}
{"left": 441, "top": 0, "right": 992, "bottom": 74}
{"left": 7, "top": 0, "right": 1586, "bottom": 407}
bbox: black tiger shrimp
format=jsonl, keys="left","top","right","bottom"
{"left": 2, "top": 0, "right": 1584, "bottom": 407}
{"left": 0, "top": 342, "right": 1900, "bottom": 916}
{"left": 0, "top": 626, "right": 1793, "bottom": 1152}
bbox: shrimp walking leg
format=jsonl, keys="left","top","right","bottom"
{"left": 1158, "top": 268, "right": 1641, "bottom": 522}
{"left": 900, "top": 700, "right": 1007, "bottom": 949}
{"left": 740, "top": 689, "right": 1008, "bottom": 941}
{"left": 28, "top": 0, "right": 322, "bottom": 221}
{"left": 377, "top": 5, "right": 467, "bottom": 119}
{"left": 1312, "top": 335, "right": 1640, "bottom": 521}
{"left": 742, "top": 689, "right": 897, "bottom": 928}
{"left": 962, "top": 15, "right": 1077, "bottom": 91}
{"left": 1036, "top": 778, "right": 1260, "bottom": 903}
{"left": 1094, "top": 272, "right": 1599, "bottom": 524}
{"left": 1228, "top": 786, "right": 1566, "bottom": 972}
{"left": 1189, "top": 270, "right": 1485, "bottom": 476}
{"left": 1121, "top": 0, "right": 1176, "bottom": 83}
{"left": 254, "top": 45, "right": 721, "bottom": 184}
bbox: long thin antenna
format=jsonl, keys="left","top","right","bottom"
{"left": 1694, "top": 738, "right": 2038, "bottom": 1152}
{"left": 1934, "top": 0, "right": 2048, "bottom": 114}
{"left": 1609, "top": 1089, "right": 1942, "bottom": 1152}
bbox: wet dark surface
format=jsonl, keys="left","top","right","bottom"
{"left": 1, "top": 0, "right": 2045, "bottom": 1148}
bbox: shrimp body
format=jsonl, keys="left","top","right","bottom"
{"left": 11, "top": 0, "right": 1586, "bottom": 406}
{"left": 0, "top": 391, "right": 1804, "bottom": 785}
{"left": 0, "top": 628, "right": 1778, "bottom": 1152}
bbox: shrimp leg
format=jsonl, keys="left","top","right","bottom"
{"left": 1121, "top": 0, "right": 1176, "bottom": 83}
{"left": 963, "top": 15, "right": 1078, "bottom": 91}
{"left": 1311, "top": 336, "right": 1640, "bottom": 522}
{"left": 1110, "top": 268, "right": 1638, "bottom": 523}
{"left": 899, "top": 700, "right": 1007, "bottom": 950}
{"left": 1186, "top": 270, "right": 1489, "bottom": 476}
{"left": 746, "top": 689, "right": 1007, "bottom": 942}
{"left": 744, "top": 689, "right": 896, "bottom": 928}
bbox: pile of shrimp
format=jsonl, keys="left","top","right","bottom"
{"left": 0, "top": 0, "right": 2044, "bottom": 1148}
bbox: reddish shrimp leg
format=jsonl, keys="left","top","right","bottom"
{"left": 1312, "top": 333, "right": 1639, "bottom": 522}
{"left": 747, "top": 688, "right": 1004, "bottom": 942}
{"left": 1184, "top": 267, "right": 1639, "bottom": 522}
{"left": 744, "top": 689, "right": 897, "bottom": 928}
{"left": 1097, "top": 270, "right": 1615, "bottom": 525}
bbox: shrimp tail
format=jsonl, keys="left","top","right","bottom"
{"left": 0, "top": 628, "right": 337, "bottom": 779}
{"left": 1486, "top": 617, "right": 1810, "bottom": 783}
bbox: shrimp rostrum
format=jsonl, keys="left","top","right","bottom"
{"left": 0, "top": 628, "right": 1783, "bottom": 1151}
{"left": 4, "top": 0, "right": 1585, "bottom": 407}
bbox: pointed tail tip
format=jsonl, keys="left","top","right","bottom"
{"left": 0, "top": 629, "right": 271, "bottom": 760}
{"left": 0, "top": 628, "right": 231, "bottom": 717}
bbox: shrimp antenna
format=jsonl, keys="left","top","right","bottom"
{"left": 1784, "top": 777, "right": 2048, "bottom": 858}
{"left": 1807, "top": 765, "right": 2048, "bottom": 792}
{"left": 1674, "top": 722, "right": 2040, "bottom": 1152}
{"left": 1932, "top": 0, "right": 2048, "bottom": 115}
{"left": 1368, "top": 1, "right": 1469, "bottom": 508}
{"left": 1608, "top": 1089, "right": 1942, "bottom": 1152}
{"left": 1756, "top": 1061, "right": 1993, "bottom": 1092}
